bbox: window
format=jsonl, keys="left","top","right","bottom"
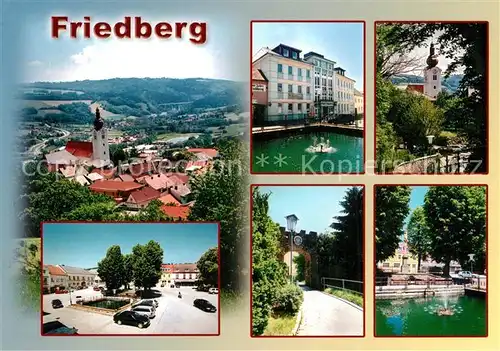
{"left": 383, "top": 263, "right": 390, "bottom": 268}
{"left": 292, "top": 51, "right": 298, "bottom": 59}
{"left": 298, "top": 68, "right": 302, "bottom": 77}
{"left": 306, "top": 103, "right": 310, "bottom": 110}
{"left": 298, "top": 86, "right": 302, "bottom": 93}
{"left": 306, "top": 70, "right": 310, "bottom": 78}
{"left": 315, "top": 77, "right": 320, "bottom": 85}
{"left": 306, "top": 87, "right": 310, "bottom": 94}
{"left": 277, "top": 83, "right": 282, "bottom": 92}
{"left": 94, "top": 135, "right": 97, "bottom": 140}
{"left": 433, "top": 85, "right": 436, "bottom": 89}
{"left": 288, "top": 66, "right": 293, "bottom": 74}
{"left": 288, "top": 84, "right": 293, "bottom": 93}
{"left": 393, "top": 263, "right": 400, "bottom": 268}
{"left": 287, "top": 104, "right": 293, "bottom": 113}
{"left": 278, "top": 103, "right": 283, "bottom": 114}
{"left": 283, "top": 48, "right": 289, "bottom": 57}
{"left": 298, "top": 104, "right": 302, "bottom": 111}
{"left": 398, "top": 255, "right": 401, "bottom": 259}
{"left": 433, "top": 74, "right": 437, "bottom": 80}
{"left": 277, "top": 64, "right": 283, "bottom": 73}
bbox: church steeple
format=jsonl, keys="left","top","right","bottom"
{"left": 93, "top": 107, "right": 104, "bottom": 131}
{"left": 426, "top": 42, "right": 439, "bottom": 68}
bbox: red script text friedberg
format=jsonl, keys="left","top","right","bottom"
{"left": 51, "top": 16, "right": 207, "bottom": 44}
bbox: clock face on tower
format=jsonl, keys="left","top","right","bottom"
{"left": 433, "top": 68, "right": 437, "bottom": 74}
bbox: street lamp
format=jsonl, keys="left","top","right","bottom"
{"left": 468, "top": 253, "right": 475, "bottom": 274}
{"left": 285, "top": 214, "right": 299, "bottom": 284}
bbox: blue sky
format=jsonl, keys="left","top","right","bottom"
{"left": 404, "top": 186, "right": 429, "bottom": 229}
{"left": 252, "top": 22, "right": 364, "bottom": 90}
{"left": 42, "top": 223, "right": 218, "bottom": 268}
{"left": 258, "top": 186, "right": 360, "bottom": 234}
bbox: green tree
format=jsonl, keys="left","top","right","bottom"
{"left": 251, "top": 188, "right": 288, "bottom": 336}
{"left": 375, "top": 186, "right": 412, "bottom": 263}
{"left": 63, "top": 201, "right": 119, "bottom": 221}
{"left": 122, "top": 254, "right": 134, "bottom": 290}
{"left": 330, "top": 187, "right": 364, "bottom": 281}
{"left": 197, "top": 247, "right": 219, "bottom": 287}
{"left": 189, "top": 138, "right": 248, "bottom": 293}
{"left": 293, "top": 254, "right": 306, "bottom": 282}
{"left": 15, "top": 239, "right": 41, "bottom": 312}
{"left": 423, "top": 186, "right": 486, "bottom": 276}
{"left": 97, "top": 245, "right": 125, "bottom": 291}
{"left": 407, "top": 206, "right": 431, "bottom": 272}
{"left": 131, "top": 240, "right": 163, "bottom": 290}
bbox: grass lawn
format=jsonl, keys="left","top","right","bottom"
{"left": 324, "top": 287, "right": 363, "bottom": 308}
{"left": 263, "top": 312, "right": 298, "bottom": 336}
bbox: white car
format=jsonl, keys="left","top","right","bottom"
{"left": 208, "top": 288, "right": 219, "bottom": 294}
{"left": 458, "top": 271, "right": 473, "bottom": 278}
{"left": 142, "top": 298, "right": 159, "bottom": 307}
{"left": 131, "top": 305, "right": 156, "bottom": 319}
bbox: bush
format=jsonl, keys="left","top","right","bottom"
{"left": 434, "top": 131, "right": 458, "bottom": 147}
{"left": 273, "top": 284, "right": 303, "bottom": 315}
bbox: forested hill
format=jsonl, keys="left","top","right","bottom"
{"left": 390, "top": 74, "right": 463, "bottom": 93}
{"left": 20, "top": 77, "right": 246, "bottom": 113}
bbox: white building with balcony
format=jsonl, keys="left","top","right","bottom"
{"left": 303, "top": 51, "right": 337, "bottom": 117}
{"left": 334, "top": 67, "right": 356, "bottom": 115}
{"left": 252, "top": 44, "right": 314, "bottom": 123}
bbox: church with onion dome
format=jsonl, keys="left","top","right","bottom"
{"left": 399, "top": 43, "right": 443, "bottom": 101}
{"left": 44, "top": 107, "right": 112, "bottom": 180}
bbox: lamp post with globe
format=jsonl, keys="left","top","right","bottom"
{"left": 285, "top": 214, "right": 299, "bottom": 284}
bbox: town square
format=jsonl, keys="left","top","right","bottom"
{"left": 41, "top": 222, "right": 219, "bottom": 335}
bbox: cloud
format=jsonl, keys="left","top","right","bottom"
{"left": 24, "top": 39, "right": 217, "bottom": 82}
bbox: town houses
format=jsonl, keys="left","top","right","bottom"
{"left": 43, "top": 108, "right": 219, "bottom": 220}
{"left": 160, "top": 263, "right": 200, "bottom": 286}
{"left": 252, "top": 43, "right": 363, "bottom": 124}
{"left": 43, "top": 264, "right": 97, "bottom": 293}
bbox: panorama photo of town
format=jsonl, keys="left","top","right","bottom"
{"left": 41, "top": 223, "right": 219, "bottom": 335}
{"left": 251, "top": 21, "right": 365, "bottom": 174}
{"left": 15, "top": 23, "right": 249, "bottom": 321}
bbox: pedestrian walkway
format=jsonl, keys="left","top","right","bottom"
{"left": 296, "top": 286, "right": 363, "bottom": 336}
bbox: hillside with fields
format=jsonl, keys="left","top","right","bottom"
{"left": 20, "top": 77, "right": 247, "bottom": 119}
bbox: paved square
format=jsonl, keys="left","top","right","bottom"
{"left": 42, "top": 286, "right": 218, "bottom": 335}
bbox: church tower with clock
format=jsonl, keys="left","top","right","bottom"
{"left": 423, "top": 43, "right": 442, "bottom": 100}
{"left": 92, "top": 107, "right": 111, "bottom": 167}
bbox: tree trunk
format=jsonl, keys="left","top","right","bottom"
{"left": 417, "top": 253, "right": 422, "bottom": 273}
{"left": 443, "top": 259, "right": 451, "bottom": 277}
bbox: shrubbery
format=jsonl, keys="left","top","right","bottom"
{"left": 273, "top": 284, "right": 304, "bottom": 315}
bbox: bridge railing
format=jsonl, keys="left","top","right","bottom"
{"left": 321, "top": 277, "right": 363, "bottom": 296}
{"left": 375, "top": 276, "right": 454, "bottom": 287}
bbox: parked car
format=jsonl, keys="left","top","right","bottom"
{"left": 132, "top": 305, "right": 156, "bottom": 319}
{"left": 113, "top": 310, "right": 150, "bottom": 329}
{"left": 132, "top": 300, "right": 157, "bottom": 310}
{"left": 208, "top": 288, "right": 219, "bottom": 295}
{"left": 43, "top": 321, "right": 78, "bottom": 335}
{"left": 55, "top": 290, "right": 68, "bottom": 294}
{"left": 93, "top": 286, "right": 101, "bottom": 291}
{"left": 51, "top": 299, "right": 64, "bottom": 309}
{"left": 75, "top": 295, "right": 83, "bottom": 303}
{"left": 458, "top": 271, "right": 473, "bottom": 278}
{"left": 193, "top": 299, "right": 217, "bottom": 313}
{"left": 142, "top": 298, "right": 159, "bottom": 307}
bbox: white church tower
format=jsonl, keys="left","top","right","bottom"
{"left": 92, "top": 107, "right": 111, "bottom": 167}
{"left": 423, "top": 43, "right": 442, "bottom": 100}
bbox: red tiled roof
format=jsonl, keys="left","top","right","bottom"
{"left": 89, "top": 180, "right": 143, "bottom": 192}
{"left": 161, "top": 205, "right": 190, "bottom": 219}
{"left": 128, "top": 161, "right": 156, "bottom": 177}
{"left": 47, "top": 265, "right": 66, "bottom": 276}
{"left": 158, "top": 194, "right": 181, "bottom": 206}
{"left": 127, "top": 186, "right": 161, "bottom": 204}
{"left": 65, "top": 141, "right": 93, "bottom": 158}
{"left": 143, "top": 174, "right": 175, "bottom": 190}
{"left": 91, "top": 168, "right": 117, "bottom": 179}
{"left": 406, "top": 84, "right": 424, "bottom": 94}
{"left": 119, "top": 174, "right": 135, "bottom": 182}
{"left": 168, "top": 173, "right": 189, "bottom": 184}
{"left": 187, "top": 148, "right": 218, "bottom": 158}
{"left": 252, "top": 66, "right": 268, "bottom": 82}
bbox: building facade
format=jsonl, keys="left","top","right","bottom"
{"left": 252, "top": 44, "right": 314, "bottom": 123}
{"left": 303, "top": 51, "right": 336, "bottom": 118}
{"left": 377, "top": 232, "right": 419, "bottom": 274}
{"left": 59, "top": 265, "right": 96, "bottom": 289}
{"left": 171, "top": 263, "right": 200, "bottom": 286}
{"left": 161, "top": 263, "right": 175, "bottom": 285}
{"left": 45, "top": 265, "right": 69, "bottom": 292}
{"left": 92, "top": 107, "right": 111, "bottom": 167}
{"left": 422, "top": 43, "right": 442, "bottom": 100}
{"left": 252, "top": 66, "right": 269, "bottom": 126}
{"left": 354, "top": 89, "right": 364, "bottom": 116}
{"left": 334, "top": 67, "right": 356, "bottom": 115}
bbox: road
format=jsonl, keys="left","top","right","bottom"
{"left": 28, "top": 125, "right": 70, "bottom": 156}
{"left": 42, "top": 286, "right": 219, "bottom": 335}
{"left": 296, "top": 286, "right": 363, "bottom": 336}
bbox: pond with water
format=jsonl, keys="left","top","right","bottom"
{"left": 252, "top": 131, "right": 363, "bottom": 173}
{"left": 375, "top": 295, "right": 486, "bottom": 336}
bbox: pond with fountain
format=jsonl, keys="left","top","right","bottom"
{"left": 375, "top": 295, "right": 486, "bottom": 336}
{"left": 252, "top": 130, "right": 363, "bottom": 173}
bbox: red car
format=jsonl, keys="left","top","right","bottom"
{"left": 55, "top": 290, "right": 68, "bottom": 294}
{"left": 93, "top": 287, "right": 100, "bottom": 291}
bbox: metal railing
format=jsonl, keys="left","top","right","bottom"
{"left": 466, "top": 276, "right": 487, "bottom": 291}
{"left": 321, "top": 277, "right": 364, "bottom": 295}
{"left": 375, "top": 276, "right": 455, "bottom": 287}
